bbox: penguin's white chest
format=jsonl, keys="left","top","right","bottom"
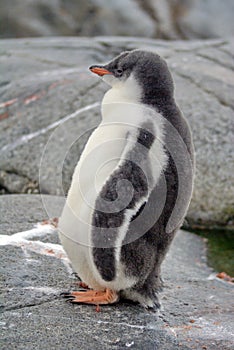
{"left": 58, "top": 119, "right": 132, "bottom": 288}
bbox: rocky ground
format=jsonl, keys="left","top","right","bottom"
{"left": 0, "top": 37, "right": 233, "bottom": 228}
{"left": 0, "top": 195, "right": 233, "bottom": 350}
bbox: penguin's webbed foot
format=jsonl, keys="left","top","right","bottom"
{"left": 62, "top": 288, "right": 119, "bottom": 305}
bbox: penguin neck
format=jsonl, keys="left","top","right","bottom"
{"left": 101, "top": 75, "right": 142, "bottom": 123}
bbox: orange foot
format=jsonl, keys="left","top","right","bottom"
{"left": 63, "top": 288, "right": 119, "bottom": 305}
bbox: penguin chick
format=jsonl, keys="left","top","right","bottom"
{"left": 58, "top": 49, "right": 194, "bottom": 309}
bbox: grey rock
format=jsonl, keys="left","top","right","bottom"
{"left": 141, "top": 0, "right": 234, "bottom": 40}
{"left": 0, "top": 37, "right": 233, "bottom": 228}
{"left": 178, "top": 0, "right": 234, "bottom": 39}
{"left": 1, "top": 0, "right": 234, "bottom": 40}
{"left": 0, "top": 0, "right": 155, "bottom": 39}
{"left": 0, "top": 194, "right": 64, "bottom": 234}
{"left": 81, "top": 0, "right": 156, "bottom": 38}
{"left": 0, "top": 194, "right": 233, "bottom": 349}
{"left": 138, "top": 0, "right": 184, "bottom": 39}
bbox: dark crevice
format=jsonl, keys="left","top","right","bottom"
{"left": 196, "top": 53, "right": 234, "bottom": 71}
{"left": 0, "top": 184, "right": 10, "bottom": 194}
{"left": 135, "top": 0, "right": 159, "bottom": 37}
{"left": 135, "top": 0, "right": 187, "bottom": 40}
{"left": 204, "top": 40, "right": 229, "bottom": 48}
{"left": 0, "top": 169, "right": 39, "bottom": 195}
{"left": 218, "top": 46, "right": 234, "bottom": 60}
{"left": 1, "top": 168, "right": 33, "bottom": 181}
{"left": 0, "top": 81, "right": 11, "bottom": 88}
{"left": 3, "top": 295, "right": 60, "bottom": 312}
{"left": 171, "top": 40, "right": 228, "bottom": 54}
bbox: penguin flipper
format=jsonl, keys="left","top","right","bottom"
{"left": 91, "top": 124, "right": 157, "bottom": 283}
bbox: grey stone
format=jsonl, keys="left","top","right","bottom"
{"left": 0, "top": 37, "right": 233, "bottom": 228}
{"left": 141, "top": 0, "right": 234, "bottom": 40}
{"left": 1, "top": 0, "right": 234, "bottom": 40}
{"left": 0, "top": 194, "right": 233, "bottom": 349}
{"left": 82, "top": 0, "right": 156, "bottom": 38}
{"left": 138, "top": 0, "right": 184, "bottom": 39}
{"left": 178, "top": 0, "right": 234, "bottom": 39}
{"left": 0, "top": 0, "right": 155, "bottom": 39}
{"left": 0, "top": 194, "right": 64, "bottom": 234}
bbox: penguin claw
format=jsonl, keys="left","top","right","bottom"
{"left": 61, "top": 281, "right": 90, "bottom": 298}
{"left": 71, "top": 272, "right": 81, "bottom": 280}
{"left": 66, "top": 297, "right": 76, "bottom": 303}
{"left": 60, "top": 293, "right": 78, "bottom": 303}
{"left": 60, "top": 292, "right": 74, "bottom": 298}
{"left": 145, "top": 303, "right": 160, "bottom": 312}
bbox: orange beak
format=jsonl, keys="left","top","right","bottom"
{"left": 89, "top": 66, "right": 112, "bottom": 76}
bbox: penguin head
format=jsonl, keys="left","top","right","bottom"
{"left": 89, "top": 50, "right": 174, "bottom": 107}
{"left": 89, "top": 51, "right": 134, "bottom": 87}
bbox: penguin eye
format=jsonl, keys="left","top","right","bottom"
{"left": 115, "top": 68, "right": 123, "bottom": 76}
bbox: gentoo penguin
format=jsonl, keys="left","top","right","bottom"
{"left": 58, "top": 50, "right": 194, "bottom": 309}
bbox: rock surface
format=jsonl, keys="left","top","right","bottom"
{"left": 1, "top": 0, "right": 234, "bottom": 40}
{"left": 177, "top": 0, "right": 234, "bottom": 39}
{"left": 0, "top": 194, "right": 233, "bottom": 349}
{"left": 0, "top": 37, "right": 233, "bottom": 228}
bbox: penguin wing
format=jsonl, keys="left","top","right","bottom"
{"left": 90, "top": 122, "right": 159, "bottom": 282}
